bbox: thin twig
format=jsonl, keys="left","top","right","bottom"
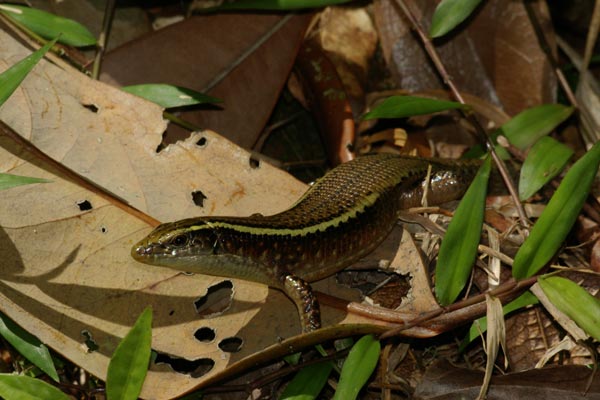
{"left": 377, "top": 275, "right": 538, "bottom": 339}
{"left": 393, "top": 0, "right": 530, "bottom": 227}
{"left": 252, "top": 110, "right": 305, "bottom": 152}
{"left": 91, "top": 0, "right": 116, "bottom": 79}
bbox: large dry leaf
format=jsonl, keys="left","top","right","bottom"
{"left": 415, "top": 360, "right": 600, "bottom": 399}
{"left": 373, "top": 0, "right": 556, "bottom": 115}
{"left": 100, "top": 13, "right": 311, "bottom": 149}
{"left": 0, "top": 30, "right": 378, "bottom": 399}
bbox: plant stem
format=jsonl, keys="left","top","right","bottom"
{"left": 91, "top": 0, "right": 116, "bottom": 79}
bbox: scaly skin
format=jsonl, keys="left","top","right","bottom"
{"left": 132, "top": 154, "right": 482, "bottom": 332}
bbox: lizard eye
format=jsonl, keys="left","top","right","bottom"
{"left": 171, "top": 234, "right": 189, "bottom": 247}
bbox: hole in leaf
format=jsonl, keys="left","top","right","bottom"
{"left": 169, "top": 310, "right": 175, "bottom": 316}
{"left": 81, "top": 330, "right": 99, "bottom": 353}
{"left": 83, "top": 104, "right": 98, "bottom": 113}
{"left": 196, "top": 137, "right": 207, "bottom": 147}
{"left": 77, "top": 200, "right": 93, "bottom": 211}
{"left": 194, "top": 280, "right": 233, "bottom": 317}
{"left": 192, "top": 191, "right": 207, "bottom": 207}
{"left": 100, "top": 226, "right": 107, "bottom": 233}
{"left": 249, "top": 157, "right": 260, "bottom": 169}
{"left": 218, "top": 336, "right": 243, "bottom": 353}
{"left": 154, "top": 352, "right": 214, "bottom": 378}
{"left": 194, "top": 327, "right": 216, "bottom": 342}
{"left": 155, "top": 130, "right": 169, "bottom": 153}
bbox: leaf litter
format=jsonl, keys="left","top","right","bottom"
{"left": 0, "top": 29, "right": 363, "bottom": 399}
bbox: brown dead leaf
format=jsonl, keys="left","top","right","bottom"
{"left": 373, "top": 0, "right": 556, "bottom": 115}
{"left": 386, "top": 229, "right": 438, "bottom": 313}
{"left": 0, "top": 30, "right": 372, "bottom": 399}
{"left": 296, "top": 40, "right": 355, "bottom": 165}
{"left": 591, "top": 238, "right": 600, "bottom": 272}
{"left": 415, "top": 360, "right": 600, "bottom": 399}
{"left": 317, "top": 5, "right": 378, "bottom": 101}
{"left": 101, "top": 13, "right": 311, "bottom": 149}
{"left": 504, "top": 304, "right": 593, "bottom": 372}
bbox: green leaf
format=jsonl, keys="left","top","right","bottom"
{"left": 217, "top": 0, "right": 351, "bottom": 10}
{"left": 0, "top": 313, "right": 58, "bottom": 381}
{"left": 430, "top": 0, "right": 483, "bottom": 38}
{"left": 459, "top": 291, "right": 539, "bottom": 352}
{"left": 332, "top": 335, "right": 380, "bottom": 400}
{"left": 0, "top": 38, "right": 56, "bottom": 107}
{"left": 106, "top": 307, "right": 152, "bottom": 400}
{"left": 280, "top": 361, "right": 333, "bottom": 400}
{"left": 0, "top": 5, "right": 95, "bottom": 47}
{"left": 121, "top": 84, "right": 221, "bottom": 109}
{"left": 0, "top": 173, "right": 50, "bottom": 191}
{"left": 284, "top": 351, "right": 302, "bottom": 366}
{"left": 513, "top": 141, "right": 600, "bottom": 279}
{"left": 498, "top": 104, "right": 574, "bottom": 150}
{"left": 518, "top": 137, "right": 573, "bottom": 200}
{"left": 538, "top": 276, "right": 600, "bottom": 341}
{"left": 362, "top": 95, "right": 468, "bottom": 120}
{"left": 435, "top": 155, "right": 492, "bottom": 305}
{"left": 0, "top": 374, "right": 70, "bottom": 400}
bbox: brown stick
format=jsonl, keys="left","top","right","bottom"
{"left": 377, "top": 275, "right": 539, "bottom": 339}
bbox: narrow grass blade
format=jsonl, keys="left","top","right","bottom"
{"left": 513, "top": 141, "right": 600, "bottom": 279}
{"left": 0, "top": 5, "right": 95, "bottom": 47}
{"left": 498, "top": 104, "right": 574, "bottom": 150}
{"left": 430, "top": 0, "right": 483, "bottom": 38}
{"left": 0, "top": 173, "right": 49, "bottom": 191}
{"left": 0, "top": 38, "right": 56, "bottom": 106}
{"left": 459, "top": 291, "right": 539, "bottom": 352}
{"left": 519, "top": 136, "right": 573, "bottom": 200}
{"left": 217, "top": 0, "right": 351, "bottom": 10}
{"left": 435, "top": 155, "right": 492, "bottom": 306}
{"left": 0, "top": 313, "right": 58, "bottom": 381}
{"left": 538, "top": 276, "right": 600, "bottom": 341}
{"left": 0, "top": 374, "right": 70, "bottom": 400}
{"left": 478, "top": 295, "right": 505, "bottom": 400}
{"left": 362, "top": 95, "right": 467, "bottom": 120}
{"left": 332, "top": 335, "right": 380, "bottom": 400}
{"left": 106, "top": 307, "right": 152, "bottom": 400}
{"left": 121, "top": 84, "right": 221, "bottom": 109}
{"left": 280, "top": 361, "right": 333, "bottom": 400}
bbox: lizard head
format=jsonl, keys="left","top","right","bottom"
{"left": 132, "top": 218, "right": 219, "bottom": 270}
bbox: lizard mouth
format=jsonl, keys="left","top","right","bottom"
{"left": 131, "top": 240, "right": 168, "bottom": 262}
{"left": 132, "top": 243, "right": 151, "bottom": 259}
